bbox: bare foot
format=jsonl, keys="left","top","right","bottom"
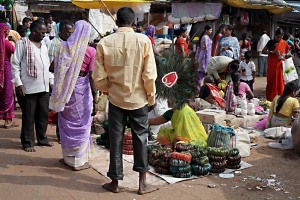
{"left": 138, "top": 184, "right": 159, "bottom": 195}
{"left": 59, "top": 159, "right": 90, "bottom": 171}
{"left": 102, "top": 182, "right": 124, "bottom": 193}
{"left": 37, "top": 142, "right": 54, "bottom": 147}
{"left": 59, "top": 158, "right": 68, "bottom": 166}
{"left": 23, "top": 147, "right": 36, "bottom": 152}
{"left": 73, "top": 162, "right": 90, "bottom": 171}
{"left": 4, "top": 122, "right": 19, "bottom": 129}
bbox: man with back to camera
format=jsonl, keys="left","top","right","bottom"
{"left": 92, "top": 7, "right": 158, "bottom": 195}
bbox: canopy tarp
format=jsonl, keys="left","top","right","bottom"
{"left": 168, "top": 3, "right": 222, "bottom": 24}
{"left": 224, "top": 0, "right": 293, "bottom": 14}
{"left": 72, "top": 0, "right": 153, "bottom": 10}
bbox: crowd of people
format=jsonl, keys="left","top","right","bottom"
{"left": 0, "top": 6, "right": 300, "bottom": 195}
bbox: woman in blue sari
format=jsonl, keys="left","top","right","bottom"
{"left": 217, "top": 25, "right": 240, "bottom": 60}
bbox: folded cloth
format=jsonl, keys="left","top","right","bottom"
{"left": 268, "top": 140, "right": 293, "bottom": 150}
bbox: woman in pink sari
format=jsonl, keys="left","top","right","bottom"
{"left": 0, "top": 23, "right": 18, "bottom": 128}
{"left": 50, "top": 20, "right": 97, "bottom": 171}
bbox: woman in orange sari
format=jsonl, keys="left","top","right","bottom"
{"left": 262, "top": 28, "right": 290, "bottom": 101}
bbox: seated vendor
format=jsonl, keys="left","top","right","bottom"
{"left": 228, "top": 71, "right": 254, "bottom": 106}
{"left": 199, "top": 75, "right": 225, "bottom": 109}
{"left": 148, "top": 101, "right": 208, "bottom": 148}
{"left": 267, "top": 82, "right": 299, "bottom": 128}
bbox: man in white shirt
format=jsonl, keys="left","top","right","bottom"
{"left": 48, "top": 15, "right": 57, "bottom": 39}
{"left": 12, "top": 20, "right": 54, "bottom": 152}
{"left": 257, "top": 30, "right": 270, "bottom": 77}
{"left": 42, "top": 20, "right": 52, "bottom": 49}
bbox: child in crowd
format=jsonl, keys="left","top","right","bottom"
{"left": 240, "top": 51, "right": 256, "bottom": 91}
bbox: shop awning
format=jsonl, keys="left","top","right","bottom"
{"left": 224, "top": 0, "right": 293, "bottom": 14}
{"left": 168, "top": 3, "right": 222, "bottom": 24}
{"left": 71, "top": 0, "right": 153, "bottom": 10}
{"left": 285, "top": 1, "right": 300, "bottom": 12}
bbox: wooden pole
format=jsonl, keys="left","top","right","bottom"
{"left": 147, "top": 12, "right": 150, "bottom": 27}
{"left": 99, "top": 0, "right": 116, "bottom": 21}
{"left": 172, "top": 24, "right": 174, "bottom": 53}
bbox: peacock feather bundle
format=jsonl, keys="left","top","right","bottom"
{"left": 155, "top": 50, "right": 197, "bottom": 109}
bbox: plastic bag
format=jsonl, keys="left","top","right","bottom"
{"left": 230, "top": 128, "right": 251, "bottom": 157}
{"left": 264, "top": 127, "right": 287, "bottom": 139}
{"left": 282, "top": 57, "right": 298, "bottom": 84}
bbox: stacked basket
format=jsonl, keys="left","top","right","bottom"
{"left": 207, "top": 147, "right": 228, "bottom": 173}
{"left": 148, "top": 146, "right": 173, "bottom": 175}
{"left": 190, "top": 148, "right": 212, "bottom": 176}
{"left": 169, "top": 152, "right": 192, "bottom": 178}
{"left": 226, "top": 148, "right": 241, "bottom": 169}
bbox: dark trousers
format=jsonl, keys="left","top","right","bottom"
{"left": 107, "top": 102, "right": 149, "bottom": 180}
{"left": 19, "top": 92, "right": 50, "bottom": 148}
{"left": 56, "top": 120, "right": 60, "bottom": 141}
{"left": 241, "top": 79, "right": 254, "bottom": 92}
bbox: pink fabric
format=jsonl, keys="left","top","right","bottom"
{"left": 148, "top": 36, "right": 155, "bottom": 45}
{"left": 253, "top": 114, "right": 268, "bottom": 130}
{"left": 238, "top": 82, "right": 251, "bottom": 96}
{"left": 80, "top": 46, "right": 96, "bottom": 72}
{"left": 0, "top": 23, "right": 10, "bottom": 92}
{"left": 0, "top": 40, "right": 15, "bottom": 120}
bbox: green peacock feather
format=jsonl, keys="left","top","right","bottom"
{"left": 155, "top": 50, "right": 197, "bottom": 109}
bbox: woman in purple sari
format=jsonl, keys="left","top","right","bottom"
{"left": 0, "top": 23, "right": 18, "bottom": 129}
{"left": 49, "top": 20, "right": 97, "bottom": 171}
{"left": 195, "top": 25, "right": 213, "bottom": 89}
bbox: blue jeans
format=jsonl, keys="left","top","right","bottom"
{"left": 258, "top": 56, "right": 268, "bottom": 77}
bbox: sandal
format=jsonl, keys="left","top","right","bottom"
{"left": 4, "top": 122, "right": 19, "bottom": 129}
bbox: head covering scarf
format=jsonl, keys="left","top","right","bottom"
{"left": 0, "top": 23, "right": 10, "bottom": 92}
{"left": 146, "top": 25, "right": 155, "bottom": 38}
{"left": 49, "top": 20, "right": 91, "bottom": 112}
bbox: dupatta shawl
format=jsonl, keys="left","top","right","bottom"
{"left": 220, "top": 36, "right": 240, "bottom": 60}
{"left": 49, "top": 20, "right": 91, "bottom": 112}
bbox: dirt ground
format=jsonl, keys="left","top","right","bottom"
{"left": 1, "top": 77, "right": 300, "bottom": 200}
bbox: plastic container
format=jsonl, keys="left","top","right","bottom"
{"left": 163, "top": 26, "right": 168, "bottom": 35}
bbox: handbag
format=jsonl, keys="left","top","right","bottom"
{"left": 282, "top": 57, "right": 298, "bottom": 84}
{"left": 207, "top": 124, "right": 236, "bottom": 148}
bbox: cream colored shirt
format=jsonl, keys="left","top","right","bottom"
{"left": 206, "top": 56, "right": 233, "bottom": 81}
{"left": 92, "top": 27, "right": 157, "bottom": 110}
